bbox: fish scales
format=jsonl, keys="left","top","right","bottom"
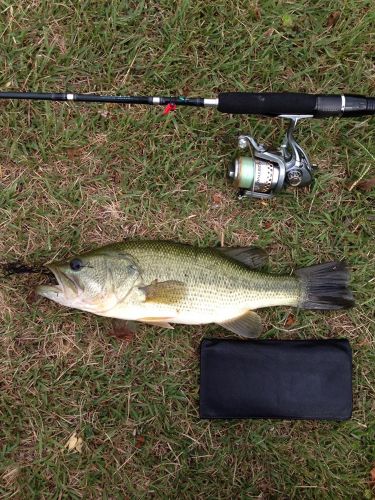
{"left": 109, "top": 241, "right": 301, "bottom": 316}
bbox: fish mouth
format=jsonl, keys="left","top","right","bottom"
{"left": 36, "top": 265, "right": 81, "bottom": 300}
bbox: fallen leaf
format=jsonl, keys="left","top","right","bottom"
{"left": 65, "top": 432, "right": 83, "bottom": 453}
{"left": 253, "top": 5, "right": 261, "bottom": 20}
{"left": 212, "top": 193, "right": 224, "bottom": 206}
{"left": 370, "top": 465, "right": 375, "bottom": 483}
{"left": 284, "top": 67, "right": 294, "bottom": 79}
{"left": 75, "top": 437, "right": 83, "bottom": 453}
{"left": 109, "top": 319, "right": 136, "bottom": 342}
{"left": 355, "top": 178, "right": 375, "bottom": 192}
{"left": 327, "top": 11, "right": 340, "bottom": 28}
{"left": 135, "top": 436, "right": 145, "bottom": 448}
{"left": 284, "top": 314, "right": 296, "bottom": 328}
{"left": 264, "top": 27, "right": 275, "bottom": 37}
{"left": 66, "top": 433, "right": 77, "bottom": 450}
{"left": 66, "top": 148, "right": 82, "bottom": 160}
{"left": 26, "top": 290, "right": 39, "bottom": 305}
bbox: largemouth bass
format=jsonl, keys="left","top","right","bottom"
{"left": 36, "top": 240, "right": 354, "bottom": 337}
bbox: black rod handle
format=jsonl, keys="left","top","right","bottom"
{"left": 218, "top": 92, "right": 375, "bottom": 117}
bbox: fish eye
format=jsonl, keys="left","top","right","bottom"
{"left": 70, "top": 258, "right": 84, "bottom": 271}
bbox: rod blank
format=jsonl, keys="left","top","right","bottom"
{"left": 0, "top": 92, "right": 205, "bottom": 107}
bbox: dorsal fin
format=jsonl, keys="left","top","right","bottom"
{"left": 217, "top": 246, "right": 268, "bottom": 269}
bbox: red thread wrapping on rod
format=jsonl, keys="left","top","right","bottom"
{"left": 162, "top": 103, "right": 177, "bottom": 115}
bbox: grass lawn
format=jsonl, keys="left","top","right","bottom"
{"left": 0, "top": 1, "right": 374, "bottom": 497}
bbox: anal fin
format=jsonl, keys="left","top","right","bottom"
{"left": 217, "top": 311, "right": 262, "bottom": 338}
{"left": 143, "top": 320, "right": 174, "bottom": 329}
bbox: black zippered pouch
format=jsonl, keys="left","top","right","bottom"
{"left": 199, "top": 338, "right": 352, "bottom": 420}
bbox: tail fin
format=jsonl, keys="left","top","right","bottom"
{"left": 296, "top": 261, "right": 354, "bottom": 310}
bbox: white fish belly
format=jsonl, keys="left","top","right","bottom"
{"left": 101, "top": 278, "right": 300, "bottom": 324}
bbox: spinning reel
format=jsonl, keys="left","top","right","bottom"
{"left": 229, "top": 115, "right": 315, "bottom": 199}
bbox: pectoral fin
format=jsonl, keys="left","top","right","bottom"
{"left": 140, "top": 280, "right": 186, "bottom": 304}
{"left": 217, "top": 246, "right": 268, "bottom": 269}
{"left": 217, "top": 311, "right": 262, "bottom": 338}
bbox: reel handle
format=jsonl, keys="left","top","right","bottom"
{"left": 218, "top": 92, "right": 375, "bottom": 117}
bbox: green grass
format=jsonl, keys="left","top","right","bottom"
{"left": 0, "top": 0, "right": 374, "bottom": 497}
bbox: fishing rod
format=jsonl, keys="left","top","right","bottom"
{"left": 1, "top": 90, "right": 374, "bottom": 199}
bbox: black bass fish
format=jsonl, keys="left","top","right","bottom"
{"left": 36, "top": 240, "right": 354, "bottom": 337}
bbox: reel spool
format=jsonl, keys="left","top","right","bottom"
{"left": 228, "top": 115, "right": 315, "bottom": 199}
